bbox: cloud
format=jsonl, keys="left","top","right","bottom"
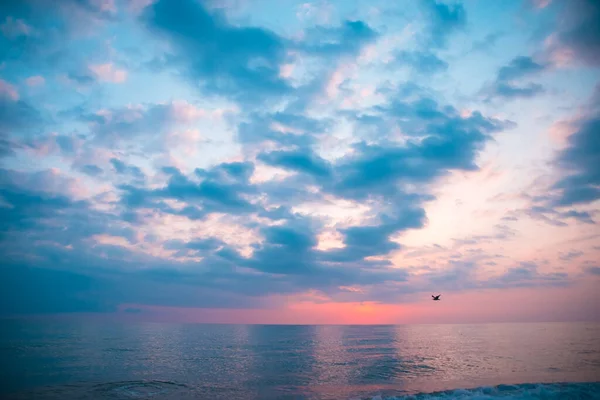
{"left": 0, "top": 81, "right": 43, "bottom": 136}
{"left": 82, "top": 101, "right": 214, "bottom": 151}
{"left": 238, "top": 112, "right": 331, "bottom": 148}
{"left": 78, "top": 164, "right": 104, "bottom": 176}
{"left": 545, "top": 0, "right": 600, "bottom": 67}
{"left": 497, "top": 56, "right": 547, "bottom": 81}
{"left": 119, "top": 162, "right": 258, "bottom": 216}
{"left": 421, "top": 261, "right": 570, "bottom": 293}
{"left": 485, "top": 56, "right": 548, "bottom": 99}
{"left": 470, "top": 32, "right": 503, "bottom": 53}
{"left": 258, "top": 149, "right": 332, "bottom": 178}
{"left": 585, "top": 266, "right": 600, "bottom": 275}
{"left": 142, "top": 0, "right": 379, "bottom": 107}
{"left": 0, "top": 16, "right": 33, "bottom": 39}
{"left": 110, "top": 158, "right": 145, "bottom": 180}
{"left": 89, "top": 63, "right": 127, "bottom": 83}
{"left": 559, "top": 250, "right": 583, "bottom": 261}
{"left": 0, "top": 0, "right": 117, "bottom": 68}
{"left": 491, "top": 262, "right": 569, "bottom": 288}
{"left": 420, "top": 0, "right": 466, "bottom": 49}
{"left": 25, "top": 75, "right": 44, "bottom": 86}
{"left": 0, "top": 78, "right": 19, "bottom": 100}
{"left": 550, "top": 86, "right": 600, "bottom": 207}
{"left": 298, "top": 20, "right": 378, "bottom": 58}
{"left": 65, "top": 70, "right": 97, "bottom": 86}
{"left": 142, "top": 0, "right": 290, "bottom": 104}
{"left": 395, "top": 50, "right": 448, "bottom": 75}
{"left": 0, "top": 167, "right": 413, "bottom": 314}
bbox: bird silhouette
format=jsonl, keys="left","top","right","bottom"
{"left": 432, "top": 294, "right": 441, "bottom": 301}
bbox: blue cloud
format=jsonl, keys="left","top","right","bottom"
{"left": 485, "top": 56, "right": 548, "bottom": 99}
{"left": 238, "top": 112, "right": 331, "bottom": 148}
{"left": 298, "top": 20, "right": 378, "bottom": 57}
{"left": 321, "top": 209, "right": 425, "bottom": 263}
{"left": 420, "top": 0, "right": 466, "bottom": 49}
{"left": 496, "top": 56, "right": 546, "bottom": 81}
{"left": 120, "top": 163, "right": 258, "bottom": 215}
{"left": 395, "top": 50, "right": 448, "bottom": 75}
{"left": 110, "top": 158, "right": 145, "bottom": 180}
{"left": 585, "top": 266, "right": 600, "bottom": 276}
{"left": 79, "top": 164, "right": 104, "bottom": 176}
{"left": 0, "top": 89, "right": 44, "bottom": 136}
{"left": 552, "top": 117, "right": 600, "bottom": 207}
{"left": 258, "top": 149, "right": 332, "bottom": 178}
{"left": 553, "top": 0, "right": 600, "bottom": 66}
{"left": 143, "top": 0, "right": 290, "bottom": 104}
{"left": 546, "top": 86, "right": 600, "bottom": 208}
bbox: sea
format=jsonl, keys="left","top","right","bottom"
{"left": 0, "top": 321, "right": 599, "bottom": 399}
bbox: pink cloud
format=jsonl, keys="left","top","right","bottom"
{"left": 128, "top": 0, "right": 156, "bottom": 13}
{"left": 89, "top": 0, "right": 117, "bottom": 13}
{"left": 0, "top": 17, "right": 33, "bottom": 39}
{"left": 89, "top": 63, "right": 128, "bottom": 83}
{"left": 532, "top": 0, "right": 551, "bottom": 9}
{"left": 0, "top": 79, "right": 19, "bottom": 101}
{"left": 296, "top": 1, "right": 334, "bottom": 24}
{"left": 25, "top": 75, "right": 45, "bottom": 87}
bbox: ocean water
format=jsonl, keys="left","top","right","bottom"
{"left": 0, "top": 321, "right": 599, "bottom": 399}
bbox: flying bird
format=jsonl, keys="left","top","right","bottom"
{"left": 432, "top": 295, "right": 441, "bottom": 301}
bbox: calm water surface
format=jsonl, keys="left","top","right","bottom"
{"left": 1, "top": 321, "right": 599, "bottom": 399}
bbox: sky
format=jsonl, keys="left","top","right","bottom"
{"left": 0, "top": 0, "right": 599, "bottom": 325}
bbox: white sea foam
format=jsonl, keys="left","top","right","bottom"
{"left": 373, "top": 382, "right": 600, "bottom": 400}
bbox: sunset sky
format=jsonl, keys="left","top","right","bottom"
{"left": 1, "top": 0, "right": 599, "bottom": 324}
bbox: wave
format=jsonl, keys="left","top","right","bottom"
{"left": 373, "top": 382, "right": 600, "bottom": 400}
{"left": 6, "top": 380, "right": 600, "bottom": 399}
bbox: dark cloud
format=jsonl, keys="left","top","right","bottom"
{"left": 143, "top": 0, "right": 290, "bottom": 104}
{"left": 258, "top": 149, "right": 332, "bottom": 178}
{"left": 552, "top": 117, "right": 600, "bottom": 207}
{"left": 585, "top": 266, "right": 600, "bottom": 276}
{"left": 545, "top": 86, "right": 600, "bottom": 208}
{"left": 321, "top": 209, "right": 425, "bottom": 263}
{"left": 550, "top": 0, "right": 600, "bottom": 66}
{"left": 0, "top": 0, "right": 117, "bottom": 73}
